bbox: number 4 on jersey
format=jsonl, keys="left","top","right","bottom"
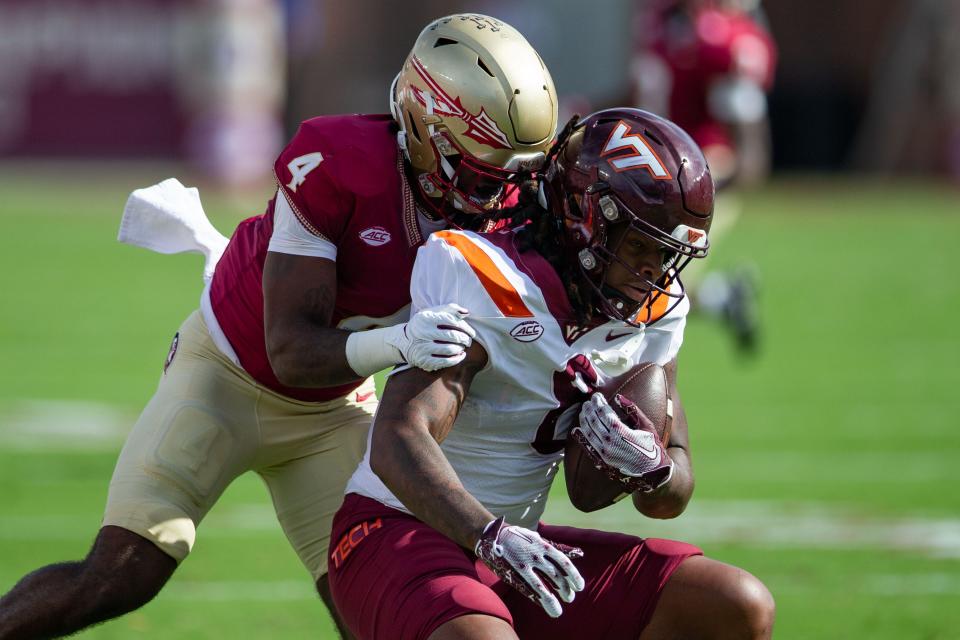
{"left": 286, "top": 152, "right": 324, "bottom": 192}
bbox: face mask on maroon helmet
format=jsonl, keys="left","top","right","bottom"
{"left": 542, "top": 108, "right": 714, "bottom": 326}
{"left": 589, "top": 189, "right": 710, "bottom": 324}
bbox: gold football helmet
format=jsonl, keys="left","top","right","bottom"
{"left": 391, "top": 14, "right": 558, "bottom": 224}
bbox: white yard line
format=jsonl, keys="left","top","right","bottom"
{"left": 0, "top": 400, "right": 131, "bottom": 451}
{"left": 866, "top": 573, "right": 960, "bottom": 595}
{"left": 543, "top": 499, "right": 960, "bottom": 559}
{"left": 2, "top": 401, "right": 958, "bottom": 563}
{"left": 163, "top": 580, "right": 317, "bottom": 602}
{"left": 4, "top": 500, "right": 958, "bottom": 561}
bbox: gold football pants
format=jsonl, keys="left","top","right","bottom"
{"left": 103, "top": 310, "right": 376, "bottom": 579}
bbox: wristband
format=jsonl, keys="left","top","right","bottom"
{"left": 344, "top": 325, "right": 405, "bottom": 377}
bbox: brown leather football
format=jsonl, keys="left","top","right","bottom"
{"left": 564, "top": 362, "right": 672, "bottom": 512}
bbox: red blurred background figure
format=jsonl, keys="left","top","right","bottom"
{"left": 630, "top": 0, "right": 778, "bottom": 353}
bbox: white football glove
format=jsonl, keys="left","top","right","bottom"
{"left": 572, "top": 393, "right": 673, "bottom": 493}
{"left": 395, "top": 304, "right": 477, "bottom": 371}
{"left": 345, "top": 304, "right": 476, "bottom": 377}
{"left": 475, "top": 517, "right": 585, "bottom": 618}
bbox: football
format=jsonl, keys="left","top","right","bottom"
{"left": 564, "top": 361, "right": 672, "bottom": 512}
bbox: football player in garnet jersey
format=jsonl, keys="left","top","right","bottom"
{"left": 327, "top": 109, "right": 774, "bottom": 639}
{"left": 630, "top": 0, "right": 778, "bottom": 352}
{"left": 0, "top": 14, "right": 557, "bottom": 640}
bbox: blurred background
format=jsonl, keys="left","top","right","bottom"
{"left": 1, "top": 1, "right": 958, "bottom": 638}
{"left": 3, "top": 0, "right": 959, "bottom": 181}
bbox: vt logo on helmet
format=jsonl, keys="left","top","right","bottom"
{"left": 600, "top": 121, "right": 673, "bottom": 179}
{"left": 541, "top": 108, "right": 714, "bottom": 326}
{"left": 391, "top": 14, "right": 558, "bottom": 229}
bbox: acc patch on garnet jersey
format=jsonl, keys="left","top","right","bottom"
{"left": 359, "top": 226, "right": 392, "bottom": 246}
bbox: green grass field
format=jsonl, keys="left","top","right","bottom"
{"left": 1, "top": 165, "right": 958, "bottom": 638}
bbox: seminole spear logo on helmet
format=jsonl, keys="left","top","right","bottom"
{"left": 410, "top": 56, "right": 514, "bottom": 151}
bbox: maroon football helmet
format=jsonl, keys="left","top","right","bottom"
{"left": 541, "top": 108, "right": 714, "bottom": 325}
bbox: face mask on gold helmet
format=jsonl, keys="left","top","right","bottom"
{"left": 390, "top": 14, "right": 558, "bottom": 228}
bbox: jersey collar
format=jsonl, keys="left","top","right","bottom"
{"left": 398, "top": 152, "right": 426, "bottom": 247}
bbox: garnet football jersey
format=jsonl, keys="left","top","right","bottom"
{"left": 208, "top": 114, "right": 427, "bottom": 402}
{"left": 345, "top": 228, "right": 687, "bottom": 527}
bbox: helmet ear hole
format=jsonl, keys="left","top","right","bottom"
{"left": 406, "top": 111, "right": 422, "bottom": 143}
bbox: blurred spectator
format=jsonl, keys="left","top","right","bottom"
{"left": 629, "top": 0, "right": 778, "bottom": 353}
{"left": 0, "top": 0, "right": 284, "bottom": 186}
{"left": 176, "top": 0, "right": 286, "bottom": 186}
{"left": 630, "top": 0, "right": 777, "bottom": 187}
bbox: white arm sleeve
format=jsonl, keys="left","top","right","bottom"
{"left": 409, "top": 234, "right": 465, "bottom": 314}
{"left": 267, "top": 189, "right": 337, "bottom": 259}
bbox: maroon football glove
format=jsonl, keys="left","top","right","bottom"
{"left": 572, "top": 392, "right": 673, "bottom": 493}
{"left": 474, "top": 517, "right": 584, "bottom": 618}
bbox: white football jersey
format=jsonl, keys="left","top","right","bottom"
{"left": 345, "top": 228, "right": 688, "bottom": 528}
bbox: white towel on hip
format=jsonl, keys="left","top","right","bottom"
{"left": 118, "top": 178, "right": 229, "bottom": 283}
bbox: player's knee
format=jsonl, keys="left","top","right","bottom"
{"left": 76, "top": 559, "right": 163, "bottom": 615}
{"left": 727, "top": 570, "right": 775, "bottom": 639}
{"left": 80, "top": 528, "right": 175, "bottom": 613}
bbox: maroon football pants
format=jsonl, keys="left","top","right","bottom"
{"left": 328, "top": 494, "right": 702, "bottom": 640}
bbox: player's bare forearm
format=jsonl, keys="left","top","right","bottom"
{"left": 632, "top": 443, "right": 693, "bottom": 518}
{"left": 633, "top": 359, "right": 695, "bottom": 518}
{"left": 369, "top": 344, "right": 493, "bottom": 550}
{"left": 263, "top": 251, "right": 361, "bottom": 387}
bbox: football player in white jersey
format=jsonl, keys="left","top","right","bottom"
{"left": 327, "top": 109, "right": 775, "bottom": 639}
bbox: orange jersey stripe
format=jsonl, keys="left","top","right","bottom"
{"left": 631, "top": 281, "right": 673, "bottom": 325}
{"left": 435, "top": 231, "right": 534, "bottom": 318}
{"left": 644, "top": 293, "right": 670, "bottom": 324}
